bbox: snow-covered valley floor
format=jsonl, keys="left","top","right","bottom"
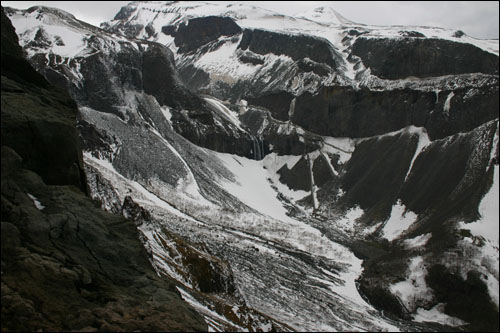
{"left": 84, "top": 149, "right": 403, "bottom": 331}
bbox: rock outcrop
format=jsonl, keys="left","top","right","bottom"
{"left": 1, "top": 8, "right": 207, "bottom": 332}
{"left": 173, "top": 16, "right": 242, "bottom": 53}
{"left": 238, "top": 28, "right": 342, "bottom": 69}
{"left": 291, "top": 84, "right": 499, "bottom": 140}
{"left": 352, "top": 37, "right": 499, "bottom": 79}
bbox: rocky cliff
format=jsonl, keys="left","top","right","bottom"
{"left": 5, "top": 2, "right": 499, "bottom": 332}
{"left": 1, "top": 7, "right": 206, "bottom": 331}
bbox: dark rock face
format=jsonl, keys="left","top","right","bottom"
{"left": 292, "top": 84, "right": 499, "bottom": 140}
{"left": 238, "top": 50, "right": 265, "bottom": 65}
{"left": 312, "top": 154, "right": 337, "bottom": 187}
{"left": 17, "top": 7, "right": 257, "bottom": 159}
{"left": 352, "top": 37, "right": 499, "bottom": 79}
{"left": 30, "top": 36, "right": 205, "bottom": 121}
{"left": 1, "top": 148, "right": 206, "bottom": 332}
{"left": 398, "top": 30, "right": 426, "bottom": 38}
{"left": 173, "top": 16, "right": 242, "bottom": 53}
{"left": 426, "top": 265, "right": 499, "bottom": 332}
{"left": 296, "top": 58, "right": 333, "bottom": 77}
{"left": 1, "top": 8, "right": 86, "bottom": 193}
{"left": 351, "top": 120, "right": 499, "bottom": 330}
{"left": 278, "top": 157, "right": 311, "bottom": 192}
{"left": 239, "top": 107, "right": 323, "bottom": 156}
{"left": 246, "top": 91, "right": 295, "bottom": 122}
{"left": 238, "top": 28, "right": 342, "bottom": 69}
{"left": 401, "top": 120, "right": 497, "bottom": 224}
{"left": 1, "top": 8, "right": 207, "bottom": 331}
{"left": 141, "top": 42, "right": 201, "bottom": 109}
{"left": 341, "top": 131, "right": 419, "bottom": 221}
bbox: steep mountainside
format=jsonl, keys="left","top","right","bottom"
{"left": 5, "top": 2, "right": 499, "bottom": 332}
{"left": 1, "top": 7, "right": 206, "bottom": 332}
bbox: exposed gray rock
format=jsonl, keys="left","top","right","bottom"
{"left": 352, "top": 37, "right": 499, "bottom": 79}
{"left": 174, "top": 16, "right": 242, "bottom": 53}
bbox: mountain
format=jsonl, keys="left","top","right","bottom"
{"left": 4, "top": 1, "right": 499, "bottom": 331}
{"left": 0, "top": 7, "right": 206, "bottom": 332}
{"left": 295, "top": 6, "right": 355, "bottom": 25}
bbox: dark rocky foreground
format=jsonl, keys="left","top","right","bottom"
{"left": 1, "top": 8, "right": 206, "bottom": 332}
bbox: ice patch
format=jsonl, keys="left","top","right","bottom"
{"left": 404, "top": 127, "right": 431, "bottom": 182}
{"left": 160, "top": 105, "right": 172, "bottom": 123}
{"left": 204, "top": 97, "right": 245, "bottom": 132}
{"left": 321, "top": 136, "right": 355, "bottom": 164}
{"left": 382, "top": 200, "right": 418, "bottom": 241}
{"left": 390, "top": 256, "right": 433, "bottom": 312}
{"left": 335, "top": 206, "right": 364, "bottom": 234}
{"left": 403, "top": 233, "right": 432, "bottom": 250}
{"left": 443, "top": 91, "right": 455, "bottom": 115}
{"left": 262, "top": 153, "right": 309, "bottom": 202}
{"left": 414, "top": 303, "right": 467, "bottom": 327}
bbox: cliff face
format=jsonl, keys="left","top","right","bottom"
{"left": 1, "top": 8, "right": 206, "bottom": 332}
{"left": 5, "top": 2, "right": 499, "bottom": 331}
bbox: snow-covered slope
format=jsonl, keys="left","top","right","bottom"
{"left": 6, "top": 2, "right": 499, "bottom": 331}
{"left": 102, "top": 1, "right": 498, "bottom": 95}
{"left": 295, "top": 6, "right": 355, "bottom": 25}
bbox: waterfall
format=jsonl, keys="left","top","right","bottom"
{"left": 250, "top": 135, "right": 264, "bottom": 160}
{"left": 306, "top": 154, "right": 319, "bottom": 211}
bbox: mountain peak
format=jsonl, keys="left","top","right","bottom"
{"left": 296, "top": 5, "right": 354, "bottom": 25}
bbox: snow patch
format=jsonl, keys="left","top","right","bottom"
{"left": 414, "top": 303, "right": 467, "bottom": 327}
{"left": 321, "top": 136, "right": 355, "bottom": 164}
{"left": 403, "top": 233, "right": 432, "bottom": 250}
{"left": 457, "top": 164, "right": 499, "bottom": 307}
{"left": 404, "top": 126, "right": 431, "bottom": 182}
{"left": 27, "top": 193, "right": 45, "bottom": 210}
{"left": 262, "top": 153, "right": 309, "bottom": 202}
{"left": 390, "top": 256, "right": 434, "bottom": 312}
{"left": 335, "top": 206, "right": 365, "bottom": 234}
{"left": 382, "top": 200, "right": 418, "bottom": 241}
{"left": 443, "top": 91, "right": 455, "bottom": 115}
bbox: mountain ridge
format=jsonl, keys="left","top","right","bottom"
{"left": 3, "top": 2, "right": 499, "bottom": 331}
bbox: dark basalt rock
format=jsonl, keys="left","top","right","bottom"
{"left": 1, "top": 8, "right": 207, "bottom": 331}
{"left": 142, "top": 42, "right": 198, "bottom": 109}
{"left": 238, "top": 50, "right": 265, "bottom": 65}
{"left": 19, "top": 11, "right": 257, "bottom": 158}
{"left": 246, "top": 91, "right": 295, "bottom": 122}
{"left": 174, "top": 16, "right": 242, "bottom": 53}
{"left": 292, "top": 84, "right": 499, "bottom": 140}
{"left": 352, "top": 37, "right": 499, "bottom": 79}
{"left": 312, "top": 154, "right": 336, "bottom": 187}
{"left": 351, "top": 120, "right": 498, "bottom": 330}
{"left": 347, "top": 29, "right": 364, "bottom": 36}
{"left": 113, "top": 4, "right": 136, "bottom": 21}
{"left": 122, "top": 195, "right": 152, "bottom": 225}
{"left": 238, "top": 28, "right": 342, "bottom": 69}
{"left": 278, "top": 157, "right": 311, "bottom": 192}
{"left": 239, "top": 107, "right": 322, "bottom": 156}
{"left": 296, "top": 58, "right": 333, "bottom": 76}
{"left": 398, "top": 30, "right": 425, "bottom": 38}
{"left": 340, "top": 131, "right": 419, "bottom": 222}
{"left": 159, "top": 229, "right": 237, "bottom": 294}
{"left": 161, "top": 24, "right": 176, "bottom": 36}
{"left": 1, "top": 147, "right": 206, "bottom": 332}
{"left": 426, "top": 265, "right": 499, "bottom": 332}
{"left": 1, "top": 8, "right": 86, "bottom": 193}
{"left": 400, "top": 120, "right": 498, "bottom": 224}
